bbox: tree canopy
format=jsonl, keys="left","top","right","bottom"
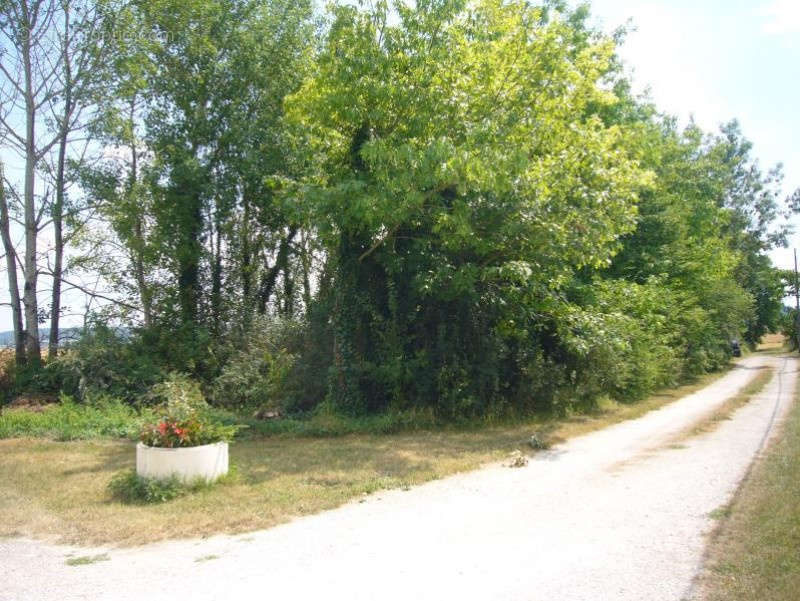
{"left": 1, "top": 0, "right": 795, "bottom": 420}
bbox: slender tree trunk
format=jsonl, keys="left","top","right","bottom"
{"left": 282, "top": 255, "right": 294, "bottom": 317}
{"left": 49, "top": 112, "right": 70, "bottom": 358}
{"left": 210, "top": 208, "right": 222, "bottom": 333}
{"left": 241, "top": 195, "right": 252, "bottom": 309}
{"left": 175, "top": 184, "right": 203, "bottom": 325}
{"left": 257, "top": 227, "right": 297, "bottom": 314}
{"left": 130, "top": 197, "right": 152, "bottom": 328}
{"left": 48, "top": 155, "right": 64, "bottom": 358}
{"left": 0, "top": 162, "right": 27, "bottom": 365}
{"left": 132, "top": 217, "right": 152, "bottom": 328}
{"left": 49, "top": 3, "right": 75, "bottom": 358}
{"left": 21, "top": 6, "right": 41, "bottom": 366}
{"left": 125, "top": 98, "right": 152, "bottom": 329}
{"left": 300, "top": 229, "right": 312, "bottom": 312}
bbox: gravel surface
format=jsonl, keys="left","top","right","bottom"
{"left": 2, "top": 354, "right": 795, "bottom": 601}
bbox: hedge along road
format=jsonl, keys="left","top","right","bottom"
{"left": 2, "top": 354, "right": 795, "bottom": 601}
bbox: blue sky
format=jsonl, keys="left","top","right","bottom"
{"left": 587, "top": 0, "right": 800, "bottom": 271}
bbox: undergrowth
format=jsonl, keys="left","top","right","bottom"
{"left": 0, "top": 396, "right": 156, "bottom": 440}
{"left": 108, "top": 468, "right": 238, "bottom": 504}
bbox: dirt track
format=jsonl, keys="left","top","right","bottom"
{"left": 2, "top": 354, "right": 795, "bottom": 601}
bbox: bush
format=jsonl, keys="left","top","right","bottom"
{"left": 108, "top": 468, "right": 239, "bottom": 504}
{"left": 141, "top": 373, "right": 243, "bottom": 447}
{"left": 108, "top": 469, "right": 186, "bottom": 503}
{"left": 0, "top": 350, "right": 14, "bottom": 406}
{"left": 52, "top": 323, "right": 164, "bottom": 403}
{"left": 210, "top": 317, "right": 303, "bottom": 412}
{"left": 211, "top": 347, "right": 296, "bottom": 411}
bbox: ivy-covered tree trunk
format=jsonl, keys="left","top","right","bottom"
{"left": 169, "top": 173, "right": 205, "bottom": 325}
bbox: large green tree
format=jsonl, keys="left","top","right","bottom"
{"left": 78, "top": 0, "right": 315, "bottom": 341}
{"left": 289, "top": 0, "right": 650, "bottom": 415}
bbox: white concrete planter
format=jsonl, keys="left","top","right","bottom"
{"left": 136, "top": 441, "right": 229, "bottom": 483}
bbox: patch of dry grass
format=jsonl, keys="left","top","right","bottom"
{"left": 697, "top": 359, "right": 800, "bottom": 601}
{"left": 676, "top": 367, "right": 774, "bottom": 441}
{"left": 0, "top": 367, "right": 739, "bottom": 547}
{"left": 757, "top": 333, "right": 786, "bottom": 353}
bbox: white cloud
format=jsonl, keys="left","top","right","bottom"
{"left": 596, "top": 2, "right": 726, "bottom": 132}
{"left": 759, "top": 0, "right": 800, "bottom": 35}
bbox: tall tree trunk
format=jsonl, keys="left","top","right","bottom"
{"left": 21, "top": 4, "right": 41, "bottom": 365}
{"left": 241, "top": 195, "right": 252, "bottom": 318}
{"left": 125, "top": 97, "right": 152, "bottom": 329}
{"left": 299, "top": 229, "right": 312, "bottom": 312}
{"left": 210, "top": 208, "right": 222, "bottom": 334}
{"left": 282, "top": 257, "right": 294, "bottom": 317}
{"left": 48, "top": 153, "right": 64, "bottom": 358}
{"left": 0, "top": 161, "right": 26, "bottom": 366}
{"left": 132, "top": 217, "right": 152, "bottom": 328}
{"left": 174, "top": 179, "right": 203, "bottom": 325}
{"left": 257, "top": 227, "right": 297, "bottom": 314}
{"left": 49, "top": 113, "right": 69, "bottom": 358}
{"left": 49, "top": 2, "right": 74, "bottom": 358}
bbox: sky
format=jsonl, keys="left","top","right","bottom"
{"left": 1, "top": 0, "right": 799, "bottom": 331}
{"left": 587, "top": 0, "right": 800, "bottom": 271}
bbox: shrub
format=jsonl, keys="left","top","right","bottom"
{"left": 108, "top": 469, "right": 186, "bottom": 503}
{"left": 211, "top": 347, "right": 296, "bottom": 411}
{"left": 210, "top": 317, "right": 303, "bottom": 412}
{"left": 108, "top": 468, "right": 239, "bottom": 504}
{"left": 140, "top": 373, "right": 243, "bottom": 447}
{"left": 52, "top": 323, "right": 164, "bottom": 403}
{"left": 0, "top": 349, "right": 14, "bottom": 406}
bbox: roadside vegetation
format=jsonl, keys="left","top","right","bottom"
{"left": 698, "top": 358, "right": 800, "bottom": 601}
{"left": 0, "top": 0, "right": 795, "bottom": 547}
{"left": 674, "top": 367, "right": 774, "bottom": 441}
{"left": 0, "top": 368, "right": 734, "bottom": 546}
{"left": 1, "top": 0, "right": 796, "bottom": 435}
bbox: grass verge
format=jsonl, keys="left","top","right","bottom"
{"left": 674, "top": 367, "right": 774, "bottom": 441}
{"left": 0, "top": 396, "right": 155, "bottom": 440}
{"left": 696, "top": 358, "right": 800, "bottom": 601}
{"left": 0, "top": 367, "right": 738, "bottom": 547}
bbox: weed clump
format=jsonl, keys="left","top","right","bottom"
{"left": 108, "top": 468, "right": 237, "bottom": 504}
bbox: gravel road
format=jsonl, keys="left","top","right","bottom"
{"left": 2, "top": 354, "right": 795, "bottom": 601}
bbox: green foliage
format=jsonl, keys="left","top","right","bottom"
{"left": 108, "top": 469, "right": 188, "bottom": 503}
{"left": 108, "top": 467, "right": 239, "bottom": 504}
{"left": 0, "top": 394, "right": 155, "bottom": 441}
{"left": 149, "top": 372, "right": 208, "bottom": 417}
{"left": 781, "top": 309, "right": 798, "bottom": 351}
{"left": 210, "top": 318, "right": 301, "bottom": 411}
{"left": 141, "top": 373, "right": 243, "bottom": 447}
{"left": 289, "top": 0, "right": 650, "bottom": 417}
{"left": 0, "top": 352, "right": 12, "bottom": 406}
{"left": 51, "top": 324, "right": 164, "bottom": 403}
{"left": 7, "top": 0, "right": 787, "bottom": 427}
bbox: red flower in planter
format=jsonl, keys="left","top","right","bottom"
{"left": 157, "top": 421, "right": 169, "bottom": 435}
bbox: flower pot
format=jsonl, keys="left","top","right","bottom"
{"left": 136, "top": 441, "right": 229, "bottom": 483}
